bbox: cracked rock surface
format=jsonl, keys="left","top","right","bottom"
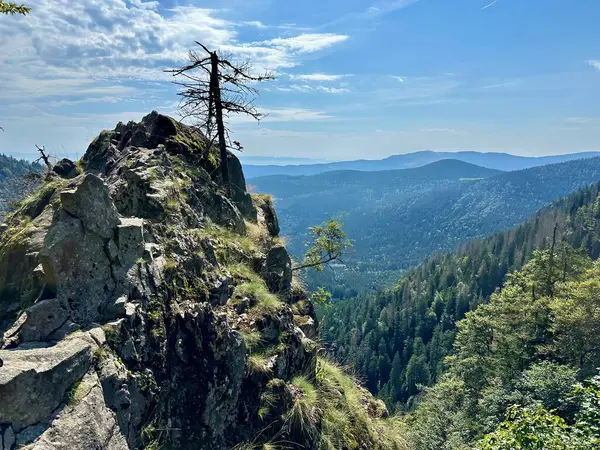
{"left": 0, "top": 112, "right": 317, "bottom": 450}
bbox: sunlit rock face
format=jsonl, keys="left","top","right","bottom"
{"left": 0, "top": 112, "right": 318, "bottom": 450}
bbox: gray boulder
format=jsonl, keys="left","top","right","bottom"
{"left": 2, "top": 298, "right": 69, "bottom": 347}
{"left": 227, "top": 154, "right": 256, "bottom": 220}
{"left": 39, "top": 212, "right": 114, "bottom": 325}
{"left": 20, "top": 372, "right": 129, "bottom": 450}
{"left": 256, "top": 195, "right": 280, "bottom": 238}
{"left": 52, "top": 159, "right": 79, "bottom": 179}
{"left": 2, "top": 426, "right": 15, "bottom": 450}
{"left": 200, "top": 189, "right": 246, "bottom": 234}
{"left": 60, "top": 174, "right": 120, "bottom": 239}
{"left": 0, "top": 337, "right": 93, "bottom": 431}
{"left": 261, "top": 245, "right": 292, "bottom": 295}
{"left": 116, "top": 218, "right": 145, "bottom": 267}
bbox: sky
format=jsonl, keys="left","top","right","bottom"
{"left": 1, "top": 0, "right": 600, "bottom": 161}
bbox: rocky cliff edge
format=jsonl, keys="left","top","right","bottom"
{"left": 0, "top": 112, "right": 405, "bottom": 450}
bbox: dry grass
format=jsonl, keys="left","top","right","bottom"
{"left": 246, "top": 219, "right": 271, "bottom": 251}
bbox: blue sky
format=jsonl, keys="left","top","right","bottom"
{"left": 1, "top": 0, "right": 600, "bottom": 161}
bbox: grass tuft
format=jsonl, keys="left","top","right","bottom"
{"left": 246, "top": 220, "right": 271, "bottom": 251}
{"left": 247, "top": 352, "right": 274, "bottom": 376}
{"left": 286, "top": 376, "right": 321, "bottom": 441}
{"left": 234, "top": 280, "right": 282, "bottom": 316}
{"left": 240, "top": 329, "right": 264, "bottom": 351}
{"left": 316, "top": 358, "right": 410, "bottom": 450}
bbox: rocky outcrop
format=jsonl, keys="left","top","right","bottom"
{"left": 21, "top": 371, "right": 130, "bottom": 450}
{"left": 51, "top": 159, "right": 79, "bottom": 179}
{"left": 0, "top": 112, "right": 322, "bottom": 450}
{"left": 227, "top": 154, "right": 256, "bottom": 220}
{"left": 253, "top": 194, "right": 280, "bottom": 237}
{"left": 0, "top": 335, "right": 95, "bottom": 431}
{"left": 261, "top": 244, "right": 293, "bottom": 294}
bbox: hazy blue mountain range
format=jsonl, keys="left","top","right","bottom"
{"left": 323, "top": 177, "right": 600, "bottom": 426}
{"left": 252, "top": 157, "right": 600, "bottom": 295}
{"left": 243, "top": 150, "right": 600, "bottom": 179}
{"left": 239, "top": 156, "right": 333, "bottom": 166}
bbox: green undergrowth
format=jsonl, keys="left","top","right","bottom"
{"left": 249, "top": 358, "right": 409, "bottom": 449}
{"left": 247, "top": 351, "right": 274, "bottom": 376}
{"left": 194, "top": 223, "right": 260, "bottom": 265}
{"left": 315, "top": 358, "right": 409, "bottom": 450}
{"left": 240, "top": 329, "right": 263, "bottom": 351}
{"left": 65, "top": 378, "right": 93, "bottom": 406}
{"left": 167, "top": 118, "right": 220, "bottom": 171}
{"left": 234, "top": 280, "right": 282, "bottom": 316}
{"left": 287, "top": 376, "right": 320, "bottom": 441}
{"left": 245, "top": 331, "right": 289, "bottom": 376}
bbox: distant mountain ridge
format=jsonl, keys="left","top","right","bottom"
{"left": 252, "top": 156, "right": 600, "bottom": 295}
{"left": 324, "top": 175, "right": 600, "bottom": 415}
{"left": 239, "top": 155, "right": 332, "bottom": 166}
{"left": 243, "top": 150, "right": 600, "bottom": 179}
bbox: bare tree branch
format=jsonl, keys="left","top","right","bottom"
{"left": 166, "top": 42, "right": 275, "bottom": 195}
{"left": 34, "top": 145, "right": 52, "bottom": 170}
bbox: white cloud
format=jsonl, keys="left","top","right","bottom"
{"left": 391, "top": 76, "right": 405, "bottom": 82}
{"left": 419, "top": 128, "right": 465, "bottom": 135}
{"left": 264, "top": 34, "right": 349, "bottom": 53}
{"left": 565, "top": 117, "right": 600, "bottom": 129}
{"left": 588, "top": 60, "right": 600, "bottom": 72}
{"left": 290, "top": 73, "right": 350, "bottom": 81}
{"left": 129, "top": 0, "right": 159, "bottom": 10}
{"left": 0, "top": 75, "right": 138, "bottom": 100}
{"left": 279, "top": 84, "right": 350, "bottom": 94}
{"left": 317, "top": 86, "right": 350, "bottom": 94}
{"left": 0, "top": 1, "right": 349, "bottom": 103}
{"left": 232, "top": 107, "right": 333, "bottom": 124}
{"left": 243, "top": 21, "right": 268, "bottom": 29}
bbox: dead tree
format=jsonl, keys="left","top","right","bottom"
{"left": 166, "top": 42, "right": 274, "bottom": 195}
{"left": 35, "top": 145, "right": 52, "bottom": 170}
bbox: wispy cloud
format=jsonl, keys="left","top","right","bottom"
{"left": 391, "top": 76, "right": 406, "bottom": 82}
{"left": 588, "top": 60, "right": 600, "bottom": 72}
{"left": 366, "top": 0, "right": 420, "bottom": 16}
{"left": 243, "top": 20, "right": 268, "bottom": 29}
{"left": 481, "top": 0, "right": 498, "bottom": 10}
{"left": 233, "top": 107, "right": 334, "bottom": 124}
{"left": 263, "top": 34, "right": 349, "bottom": 53}
{"left": 419, "top": 128, "right": 466, "bottom": 135}
{"left": 289, "top": 73, "right": 351, "bottom": 81}
{"left": 565, "top": 117, "right": 600, "bottom": 126}
{"left": 278, "top": 84, "right": 350, "bottom": 94}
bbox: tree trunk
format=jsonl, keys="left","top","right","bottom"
{"left": 211, "top": 52, "right": 230, "bottom": 196}
{"left": 36, "top": 145, "right": 52, "bottom": 170}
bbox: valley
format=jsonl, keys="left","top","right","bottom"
{"left": 252, "top": 156, "right": 600, "bottom": 296}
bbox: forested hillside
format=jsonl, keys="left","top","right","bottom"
{"left": 254, "top": 156, "right": 600, "bottom": 295}
{"left": 407, "top": 247, "right": 600, "bottom": 448}
{"left": 244, "top": 150, "right": 600, "bottom": 178}
{"left": 323, "top": 180, "right": 600, "bottom": 413}
{"left": 0, "top": 153, "right": 42, "bottom": 217}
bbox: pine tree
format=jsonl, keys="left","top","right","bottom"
{"left": 167, "top": 43, "right": 273, "bottom": 195}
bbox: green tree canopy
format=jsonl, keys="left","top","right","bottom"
{"left": 0, "top": 1, "right": 30, "bottom": 15}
